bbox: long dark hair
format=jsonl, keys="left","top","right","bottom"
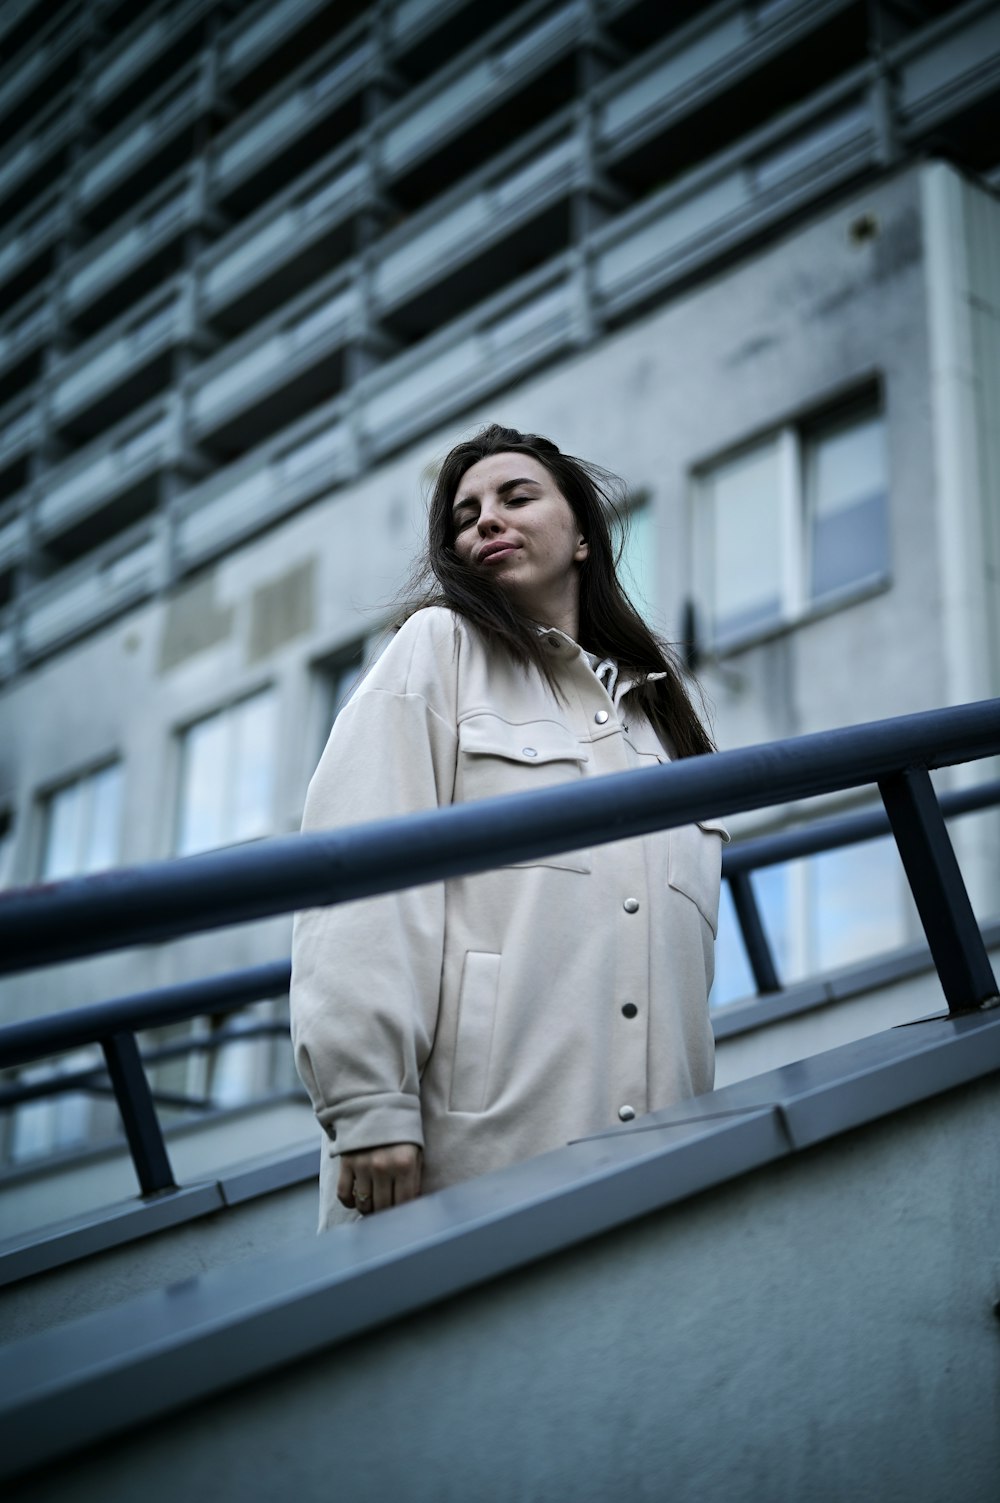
{"left": 398, "top": 423, "right": 714, "bottom": 758}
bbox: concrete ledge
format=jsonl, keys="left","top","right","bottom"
{"left": 0, "top": 1142, "right": 317, "bottom": 1290}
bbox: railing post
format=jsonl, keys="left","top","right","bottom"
{"left": 100, "top": 1031, "right": 177, "bottom": 1195}
{"left": 878, "top": 768, "right": 999, "bottom": 1015}
{"left": 727, "top": 871, "right": 782, "bottom": 994}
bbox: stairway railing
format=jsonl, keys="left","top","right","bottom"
{"left": 1, "top": 698, "right": 998, "bottom": 1196}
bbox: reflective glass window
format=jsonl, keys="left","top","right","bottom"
{"left": 40, "top": 763, "right": 123, "bottom": 879}
{"left": 620, "top": 499, "right": 656, "bottom": 621}
{"left": 806, "top": 410, "right": 889, "bottom": 603}
{"left": 176, "top": 689, "right": 276, "bottom": 856}
{"left": 703, "top": 439, "right": 784, "bottom": 644}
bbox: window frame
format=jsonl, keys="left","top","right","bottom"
{"left": 691, "top": 384, "right": 891, "bottom": 657}
{"left": 172, "top": 683, "right": 279, "bottom": 858}
{"left": 35, "top": 758, "right": 124, "bottom": 881}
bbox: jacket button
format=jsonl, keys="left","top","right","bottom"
{"left": 623, "top": 897, "right": 640, "bottom": 913}
{"left": 522, "top": 747, "right": 537, "bottom": 757}
{"left": 618, "top": 1105, "right": 636, "bottom": 1122}
{"left": 594, "top": 710, "right": 609, "bottom": 724}
{"left": 621, "top": 1002, "right": 638, "bottom": 1019}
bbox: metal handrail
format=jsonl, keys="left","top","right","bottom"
{"left": 3, "top": 776, "right": 998, "bottom": 1067}
{"left": 0, "top": 698, "right": 997, "bottom": 1197}
{"left": 1, "top": 698, "right": 998, "bottom": 972}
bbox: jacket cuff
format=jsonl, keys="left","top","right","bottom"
{"left": 317, "top": 1092, "right": 424, "bottom": 1155}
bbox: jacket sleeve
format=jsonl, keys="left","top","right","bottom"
{"left": 290, "top": 641, "right": 459, "bottom": 1155}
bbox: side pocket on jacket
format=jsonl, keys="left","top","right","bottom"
{"left": 449, "top": 951, "right": 501, "bottom": 1113}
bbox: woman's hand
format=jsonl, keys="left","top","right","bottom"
{"left": 337, "top": 1143, "right": 423, "bottom": 1215}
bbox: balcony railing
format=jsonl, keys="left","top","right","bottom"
{"left": 0, "top": 699, "right": 997, "bottom": 1199}
{"left": 17, "top": 520, "right": 158, "bottom": 658}
{"left": 63, "top": 167, "right": 201, "bottom": 322}
{"left": 0, "top": 0, "right": 84, "bottom": 134}
{"left": 33, "top": 396, "right": 171, "bottom": 545}
{"left": 212, "top": 19, "right": 371, "bottom": 207}
{"left": 88, "top": 0, "right": 220, "bottom": 123}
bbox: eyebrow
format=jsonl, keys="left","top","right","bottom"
{"left": 452, "top": 477, "right": 541, "bottom": 514}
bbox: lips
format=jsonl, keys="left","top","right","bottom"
{"left": 478, "top": 542, "right": 520, "bottom": 565}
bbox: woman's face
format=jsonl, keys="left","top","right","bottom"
{"left": 451, "top": 452, "right": 588, "bottom": 630}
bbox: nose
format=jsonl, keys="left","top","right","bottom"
{"left": 477, "top": 502, "right": 505, "bottom": 536}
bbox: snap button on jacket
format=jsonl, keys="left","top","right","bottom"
{"left": 290, "top": 607, "right": 727, "bottom": 1230}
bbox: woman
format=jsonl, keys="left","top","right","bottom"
{"left": 291, "top": 424, "right": 725, "bottom": 1229}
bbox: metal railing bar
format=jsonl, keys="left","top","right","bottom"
{"left": 100, "top": 1033, "right": 176, "bottom": 1196}
{"left": 727, "top": 871, "right": 782, "bottom": 993}
{"left": 878, "top": 768, "right": 999, "bottom": 1013}
{"left": 0, "top": 960, "right": 291, "bottom": 1068}
{"left": 722, "top": 776, "right": 1000, "bottom": 875}
{"left": 0, "top": 1023, "right": 290, "bottom": 1109}
{"left": 0, "top": 698, "right": 997, "bottom": 976}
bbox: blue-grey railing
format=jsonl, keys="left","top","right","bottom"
{"left": 1, "top": 699, "right": 998, "bottom": 1197}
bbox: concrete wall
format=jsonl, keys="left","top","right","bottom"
{"left": 15, "top": 1070, "right": 999, "bottom": 1503}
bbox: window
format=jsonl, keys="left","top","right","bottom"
{"left": 711, "top": 832, "right": 914, "bottom": 1008}
{"left": 693, "top": 397, "right": 889, "bottom": 651}
{"left": 39, "top": 763, "right": 123, "bottom": 879}
{"left": 175, "top": 689, "right": 276, "bottom": 856}
{"left": 6, "top": 1052, "right": 100, "bottom": 1164}
{"left": 619, "top": 491, "right": 656, "bottom": 622}
{"left": 311, "top": 636, "right": 373, "bottom": 761}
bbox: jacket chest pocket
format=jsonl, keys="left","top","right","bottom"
{"left": 457, "top": 714, "right": 592, "bottom": 873}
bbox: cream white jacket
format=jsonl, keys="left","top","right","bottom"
{"left": 290, "top": 607, "right": 726, "bottom": 1229}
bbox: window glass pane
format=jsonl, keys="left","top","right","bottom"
{"left": 41, "top": 781, "right": 85, "bottom": 879}
{"left": 705, "top": 439, "right": 784, "bottom": 643}
{"left": 230, "top": 691, "right": 276, "bottom": 844}
{"left": 82, "top": 764, "right": 122, "bottom": 873}
{"left": 711, "top": 865, "right": 789, "bottom": 1007}
{"left": 807, "top": 411, "right": 889, "bottom": 601}
{"left": 176, "top": 711, "right": 228, "bottom": 856}
{"left": 809, "top": 837, "right": 907, "bottom": 972}
{"left": 620, "top": 503, "right": 655, "bottom": 621}
{"left": 9, "top": 1052, "right": 96, "bottom": 1163}
{"left": 176, "top": 692, "right": 276, "bottom": 855}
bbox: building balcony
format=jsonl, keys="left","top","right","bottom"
{"left": 63, "top": 167, "right": 206, "bottom": 335}
{"left": 76, "top": 57, "right": 220, "bottom": 230}
{"left": 0, "top": 83, "right": 77, "bottom": 223}
{"left": 0, "top": 498, "right": 26, "bottom": 593}
{"left": 47, "top": 281, "right": 190, "bottom": 442}
{"left": 219, "top": 0, "right": 344, "bottom": 98}
{"left": 0, "top": 286, "right": 53, "bottom": 410}
{"left": 0, "top": 396, "right": 38, "bottom": 500}
{"left": 0, "top": 0, "right": 84, "bottom": 139}
{"left": 379, "top": 0, "right": 583, "bottom": 207}
{"left": 175, "top": 398, "right": 352, "bottom": 570}
{"left": 33, "top": 397, "right": 171, "bottom": 555}
{"left": 593, "top": 71, "right": 877, "bottom": 321}
{"left": 0, "top": 186, "right": 64, "bottom": 306}
{"left": 188, "top": 267, "right": 356, "bottom": 456}
{"left": 364, "top": 262, "right": 578, "bottom": 458}
{"left": 201, "top": 145, "right": 367, "bottom": 336}
{"left": 19, "top": 520, "right": 158, "bottom": 661}
{"left": 894, "top": 0, "right": 1000, "bottom": 169}
{"left": 373, "top": 121, "right": 579, "bottom": 340}
{"left": 87, "top": 0, "right": 222, "bottom": 131}
{"left": 211, "top": 17, "right": 370, "bottom": 217}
